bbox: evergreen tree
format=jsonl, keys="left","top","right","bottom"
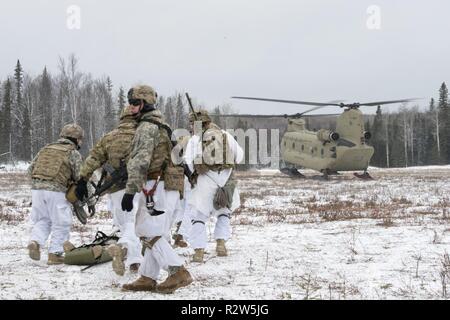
{"left": 369, "top": 106, "right": 386, "bottom": 167}
{"left": 164, "top": 97, "right": 175, "bottom": 127}
{"left": 175, "top": 93, "right": 186, "bottom": 129}
{"left": 390, "top": 116, "right": 405, "bottom": 167}
{"left": 117, "top": 86, "right": 126, "bottom": 121}
{"left": 13, "top": 60, "right": 31, "bottom": 160}
{"left": 438, "top": 82, "right": 449, "bottom": 163}
{"left": 39, "top": 67, "right": 53, "bottom": 144}
{"left": 104, "top": 77, "right": 115, "bottom": 131}
{"left": 1, "top": 79, "right": 12, "bottom": 157}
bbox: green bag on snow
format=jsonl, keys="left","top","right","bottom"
{"left": 64, "top": 231, "right": 119, "bottom": 267}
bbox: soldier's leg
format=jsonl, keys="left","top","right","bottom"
{"left": 178, "top": 204, "right": 195, "bottom": 242}
{"left": 28, "top": 190, "right": 51, "bottom": 260}
{"left": 189, "top": 210, "right": 209, "bottom": 262}
{"left": 147, "top": 189, "right": 184, "bottom": 271}
{"left": 29, "top": 190, "right": 51, "bottom": 247}
{"left": 213, "top": 208, "right": 232, "bottom": 257}
{"left": 48, "top": 191, "right": 72, "bottom": 255}
{"left": 213, "top": 208, "right": 232, "bottom": 241}
{"left": 110, "top": 189, "right": 142, "bottom": 267}
{"left": 190, "top": 210, "right": 209, "bottom": 249}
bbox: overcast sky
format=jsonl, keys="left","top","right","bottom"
{"left": 1, "top": 0, "right": 449, "bottom": 115}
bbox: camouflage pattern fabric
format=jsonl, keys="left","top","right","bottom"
{"left": 194, "top": 122, "right": 235, "bottom": 173}
{"left": 188, "top": 109, "right": 211, "bottom": 123}
{"left": 28, "top": 138, "right": 82, "bottom": 193}
{"left": 125, "top": 111, "right": 163, "bottom": 194}
{"left": 128, "top": 85, "right": 157, "bottom": 105}
{"left": 80, "top": 120, "right": 137, "bottom": 182}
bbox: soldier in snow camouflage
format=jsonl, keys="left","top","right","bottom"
{"left": 184, "top": 110, "right": 244, "bottom": 263}
{"left": 120, "top": 85, "right": 193, "bottom": 294}
{"left": 75, "top": 105, "right": 142, "bottom": 275}
{"left": 27, "top": 124, "right": 84, "bottom": 265}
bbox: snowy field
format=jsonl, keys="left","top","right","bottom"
{"left": 0, "top": 165, "right": 449, "bottom": 300}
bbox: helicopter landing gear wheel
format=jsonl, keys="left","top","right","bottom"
{"left": 353, "top": 171, "right": 373, "bottom": 180}
{"left": 280, "top": 167, "right": 305, "bottom": 178}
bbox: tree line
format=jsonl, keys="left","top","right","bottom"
{"left": 1, "top": 55, "right": 449, "bottom": 168}
{"left": 0, "top": 55, "right": 190, "bottom": 162}
{"left": 367, "top": 82, "right": 450, "bottom": 167}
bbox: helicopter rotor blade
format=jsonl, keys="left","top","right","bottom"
{"left": 231, "top": 96, "right": 341, "bottom": 107}
{"left": 358, "top": 98, "right": 420, "bottom": 107}
{"left": 209, "top": 113, "right": 341, "bottom": 119}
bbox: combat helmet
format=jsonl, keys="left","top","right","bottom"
{"left": 189, "top": 109, "right": 211, "bottom": 123}
{"left": 127, "top": 85, "right": 157, "bottom": 105}
{"left": 60, "top": 123, "right": 84, "bottom": 140}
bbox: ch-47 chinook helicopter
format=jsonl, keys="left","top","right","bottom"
{"left": 218, "top": 96, "right": 416, "bottom": 179}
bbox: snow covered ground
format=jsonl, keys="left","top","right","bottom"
{"left": 0, "top": 166, "right": 449, "bottom": 300}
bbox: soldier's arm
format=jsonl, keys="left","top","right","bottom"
{"left": 79, "top": 138, "right": 108, "bottom": 180}
{"left": 225, "top": 131, "right": 244, "bottom": 164}
{"left": 69, "top": 150, "right": 83, "bottom": 184}
{"left": 125, "top": 123, "right": 160, "bottom": 194}
{"left": 183, "top": 135, "right": 200, "bottom": 172}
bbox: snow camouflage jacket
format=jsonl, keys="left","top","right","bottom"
{"left": 125, "top": 110, "right": 173, "bottom": 194}
{"left": 80, "top": 117, "right": 137, "bottom": 193}
{"left": 194, "top": 122, "right": 235, "bottom": 174}
{"left": 28, "top": 138, "right": 82, "bottom": 193}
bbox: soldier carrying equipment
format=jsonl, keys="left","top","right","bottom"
{"left": 66, "top": 161, "right": 129, "bottom": 224}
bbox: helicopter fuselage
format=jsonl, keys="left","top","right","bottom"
{"left": 280, "top": 108, "right": 374, "bottom": 173}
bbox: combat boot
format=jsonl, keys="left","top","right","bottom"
{"left": 107, "top": 244, "right": 127, "bottom": 276}
{"left": 27, "top": 241, "right": 40, "bottom": 261}
{"left": 173, "top": 234, "right": 188, "bottom": 248}
{"left": 129, "top": 263, "right": 140, "bottom": 273}
{"left": 156, "top": 266, "right": 193, "bottom": 294}
{"left": 63, "top": 240, "right": 75, "bottom": 253}
{"left": 122, "top": 276, "right": 157, "bottom": 292}
{"left": 192, "top": 248, "right": 204, "bottom": 263}
{"left": 216, "top": 239, "right": 228, "bottom": 257}
{"left": 47, "top": 252, "right": 64, "bottom": 265}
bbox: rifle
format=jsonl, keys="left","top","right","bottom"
{"left": 67, "top": 161, "right": 128, "bottom": 224}
{"left": 183, "top": 93, "right": 200, "bottom": 186}
{"left": 185, "top": 92, "right": 198, "bottom": 121}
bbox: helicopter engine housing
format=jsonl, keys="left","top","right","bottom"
{"left": 316, "top": 129, "right": 340, "bottom": 142}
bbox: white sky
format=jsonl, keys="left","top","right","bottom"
{"left": 1, "top": 0, "right": 449, "bottom": 114}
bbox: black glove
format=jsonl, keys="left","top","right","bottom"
{"left": 121, "top": 193, "right": 135, "bottom": 212}
{"left": 75, "top": 178, "right": 88, "bottom": 201}
{"left": 88, "top": 204, "right": 96, "bottom": 216}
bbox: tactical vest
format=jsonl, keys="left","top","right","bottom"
{"left": 139, "top": 117, "right": 173, "bottom": 179}
{"left": 31, "top": 142, "right": 75, "bottom": 187}
{"left": 195, "top": 123, "right": 235, "bottom": 173}
{"left": 103, "top": 122, "right": 136, "bottom": 169}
